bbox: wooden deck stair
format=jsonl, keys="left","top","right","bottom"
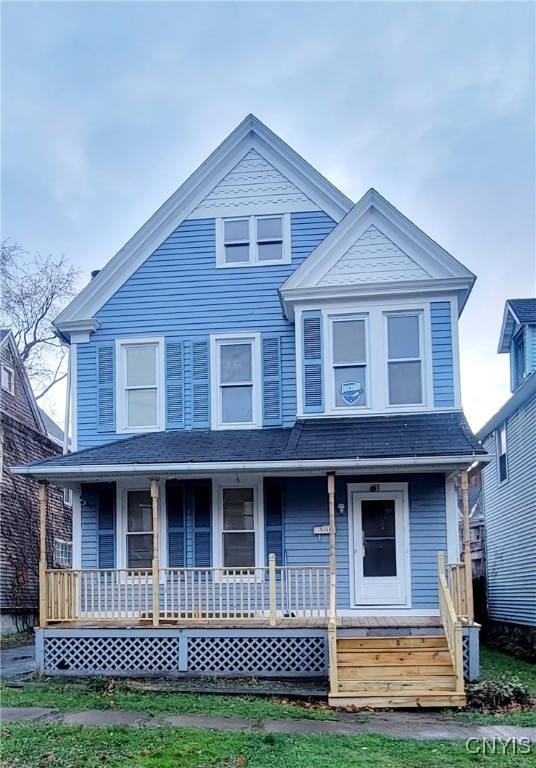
{"left": 328, "top": 634, "right": 466, "bottom": 708}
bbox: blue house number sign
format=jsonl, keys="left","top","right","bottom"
{"left": 340, "top": 382, "right": 364, "bottom": 405}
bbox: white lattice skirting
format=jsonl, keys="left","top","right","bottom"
{"left": 39, "top": 629, "right": 328, "bottom": 678}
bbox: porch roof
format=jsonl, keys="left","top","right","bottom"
{"left": 13, "top": 413, "right": 487, "bottom": 480}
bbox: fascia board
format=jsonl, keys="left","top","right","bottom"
{"left": 497, "top": 303, "right": 517, "bottom": 354}
{"left": 11, "top": 452, "right": 491, "bottom": 479}
{"left": 54, "top": 117, "right": 352, "bottom": 329}
{"left": 4, "top": 334, "right": 47, "bottom": 435}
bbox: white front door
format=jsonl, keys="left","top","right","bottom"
{"left": 351, "top": 490, "right": 409, "bottom": 606}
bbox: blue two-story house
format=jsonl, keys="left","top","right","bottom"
{"left": 14, "top": 116, "right": 486, "bottom": 707}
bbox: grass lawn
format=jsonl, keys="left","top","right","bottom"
{"left": 2, "top": 724, "right": 535, "bottom": 768}
{"left": 0, "top": 681, "right": 336, "bottom": 722}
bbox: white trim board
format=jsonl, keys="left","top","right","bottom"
{"left": 54, "top": 116, "right": 352, "bottom": 334}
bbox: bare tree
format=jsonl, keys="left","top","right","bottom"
{"left": 1, "top": 240, "right": 80, "bottom": 399}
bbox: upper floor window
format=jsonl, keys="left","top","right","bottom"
{"left": 496, "top": 423, "right": 508, "bottom": 484}
{"left": 212, "top": 335, "right": 261, "bottom": 428}
{"left": 117, "top": 338, "right": 163, "bottom": 432}
{"left": 331, "top": 318, "right": 368, "bottom": 408}
{"left": 512, "top": 331, "right": 525, "bottom": 390}
{"left": 216, "top": 214, "right": 291, "bottom": 267}
{"left": 386, "top": 313, "right": 423, "bottom": 405}
{"left": 1, "top": 364, "right": 14, "bottom": 395}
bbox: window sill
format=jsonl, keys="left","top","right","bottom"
{"left": 216, "top": 259, "right": 291, "bottom": 269}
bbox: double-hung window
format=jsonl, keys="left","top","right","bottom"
{"left": 331, "top": 318, "right": 368, "bottom": 408}
{"left": 126, "top": 490, "right": 153, "bottom": 569}
{"left": 214, "top": 335, "right": 260, "bottom": 427}
{"left": 1, "top": 364, "right": 14, "bottom": 395}
{"left": 118, "top": 339, "right": 163, "bottom": 432}
{"left": 218, "top": 215, "right": 290, "bottom": 266}
{"left": 386, "top": 314, "right": 423, "bottom": 405}
{"left": 496, "top": 423, "right": 508, "bottom": 484}
{"left": 222, "top": 487, "right": 256, "bottom": 569}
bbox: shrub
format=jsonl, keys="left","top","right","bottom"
{"left": 466, "top": 675, "right": 532, "bottom": 711}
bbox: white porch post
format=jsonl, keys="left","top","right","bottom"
{"left": 151, "top": 479, "right": 160, "bottom": 627}
{"left": 327, "top": 472, "right": 338, "bottom": 694}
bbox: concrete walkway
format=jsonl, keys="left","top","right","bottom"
{"left": 0, "top": 646, "right": 35, "bottom": 678}
{"left": 2, "top": 707, "right": 536, "bottom": 742}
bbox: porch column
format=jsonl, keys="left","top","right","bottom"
{"left": 460, "top": 469, "right": 474, "bottom": 624}
{"left": 150, "top": 479, "right": 160, "bottom": 627}
{"left": 327, "top": 472, "right": 338, "bottom": 694}
{"left": 38, "top": 482, "right": 48, "bottom": 627}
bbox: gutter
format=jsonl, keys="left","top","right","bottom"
{"left": 11, "top": 452, "right": 490, "bottom": 479}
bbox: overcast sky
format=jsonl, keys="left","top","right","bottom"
{"left": 2, "top": 1, "right": 535, "bottom": 431}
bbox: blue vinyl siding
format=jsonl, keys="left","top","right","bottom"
{"left": 430, "top": 302, "right": 455, "bottom": 407}
{"left": 76, "top": 212, "right": 336, "bottom": 448}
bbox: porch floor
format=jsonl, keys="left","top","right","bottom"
{"left": 46, "top": 616, "right": 442, "bottom": 630}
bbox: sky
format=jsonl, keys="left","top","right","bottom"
{"left": 2, "top": 0, "right": 535, "bottom": 432}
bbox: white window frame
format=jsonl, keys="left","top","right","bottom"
{"left": 116, "top": 480, "right": 167, "bottom": 571}
{"left": 115, "top": 336, "right": 164, "bottom": 434}
{"left": 216, "top": 214, "right": 291, "bottom": 268}
{"left": 53, "top": 538, "right": 73, "bottom": 568}
{"left": 63, "top": 488, "right": 73, "bottom": 507}
{"left": 496, "top": 423, "right": 508, "bottom": 486}
{"left": 384, "top": 310, "right": 427, "bottom": 409}
{"left": 327, "top": 314, "right": 371, "bottom": 413}
{"left": 212, "top": 476, "right": 265, "bottom": 574}
{"left": 210, "top": 333, "right": 262, "bottom": 430}
{"left": 1, "top": 364, "right": 14, "bottom": 395}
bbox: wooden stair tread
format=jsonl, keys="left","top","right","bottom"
{"left": 328, "top": 692, "right": 466, "bottom": 708}
{"left": 337, "top": 650, "right": 453, "bottom": 666}
{"left": 337, "top": 679, "right": 458, "bottom": 692}
{"left": 337, "top": 636, "right": 448, "bottom": 650}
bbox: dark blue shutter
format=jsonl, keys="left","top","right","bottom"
{"left": 302, "top": 311, "right": 324, "bottom": 413}
{"left": 264, "top": 480, "right": 284, "bottom": 568}
{"left": 262, "top": 336, "right": 283, "bottom": 426}
{"left": 166, "top": 339, "right": 185, "bottom": 429}
{"left": 97, "top": 345, "right": 115, "bottom": 432}
{"left": 192, "top": 340, "right": 210, "bottom": 428}
{"left": 193, "top": 482, "right": 212, "bottom": 567}
{"left": 166, "top": 483, "right": 185, "bottom": 567}
{"left": 98, "top": 486, "right": 115, "bottom": 568}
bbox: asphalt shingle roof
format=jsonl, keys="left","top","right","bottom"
{"left": 25, "top": 413, "right": 485, "bottom": 470}
{"left": 508, "top": 299, "right": 536, "bottom": 324}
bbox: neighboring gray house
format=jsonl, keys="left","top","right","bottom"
{"left": 477, "top": 299, "right": 536, "bottom": 653}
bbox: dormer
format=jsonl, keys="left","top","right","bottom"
{"left": 498, "top": 298, "right": 536, "bottom": 392}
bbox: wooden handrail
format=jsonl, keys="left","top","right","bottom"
{"left": 438, "top": 552, "right": 465, "bottom": 692}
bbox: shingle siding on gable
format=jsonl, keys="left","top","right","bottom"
{"left": 317, "top": 225, "right": 431, "bottom": 286}
{"left": 187, "top": 149, "right": 319, "bottom": 217}
{"left": 481, "top": 393, "right": 536, "bottom": 627}
{"left": 76, "top": 211, "right": 336, "bottom": 448}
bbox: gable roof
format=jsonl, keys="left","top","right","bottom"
{"left": 498, "top": 298, "right": 536, "bottom": 353}
{"left": 38, "top": 407, "right": 65, "bottom": 447}
{"left": 280, "top": 188, "right": 475, "bottom": 318}
{"left": 476, "top": 371, "right": 536, "bottom": 440}
{"left": 54, "top": 115, "right": 353, "bottom": 335}
{"left": 13, "top": 412, "right": 487, "bottom": 480}
{"left": 0, "top": 330, "right": 46, "bottom": 434}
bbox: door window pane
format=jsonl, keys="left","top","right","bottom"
{"left": 221, "top": 344, "right": 252, "bottom": 383}
{"left": 388, "top": 361, "right": 422, "bottom": 404}
{"left": 221, "top": 386, "right": 252, "bottom": 423}
{"left": 333, "top": 320, "right": 366, "bottom": 364}
{"left": 127, "top": 389, "right": 157, "bottom": 427}
{"left": 361, "top": 500, "right": 397, "bottom": 578}
{"left": 223, "top": 488, "right": 254, "bottom": 530}
{"left": 126, "top": 346, "right": 156, "bottom": 386}
{"left": 334, "top": 366, "right": 367, "bottom": 407}
{"left": 127, "top": 491, "right": 152, "bottom": 531}
{"left": 388, "top": 315, "right": 420, "bottom": 359}
{"left": 223, "top": 533, "right": 255, "bottom": 568}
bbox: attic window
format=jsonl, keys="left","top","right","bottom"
{"left": 1, "top": 365, "right": 14, "bottom": 395}
{"left": 217, "top": 215, "right": 290, "bottom": 267}
{"left": 512, "top": 331, "right": 525, "bottom": 390}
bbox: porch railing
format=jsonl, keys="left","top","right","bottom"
{"left": 437, "top": 552, "right": 465, "bottom": 693}
{"left": 446, "top": 563, "right": 468, "bottom": 621}
{"left": 44, "top": 558, "right": 329, "bottom": 625}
